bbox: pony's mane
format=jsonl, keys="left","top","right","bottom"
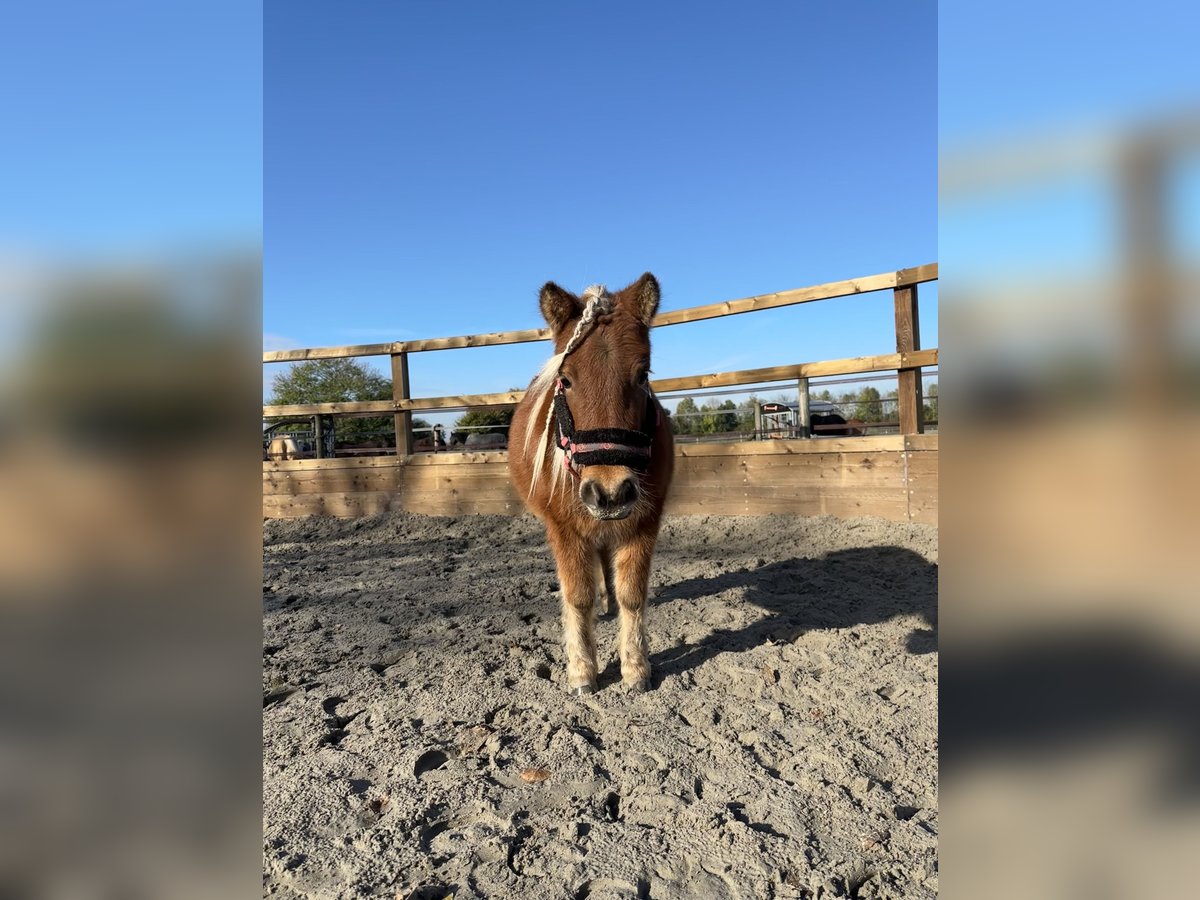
{"left": 525, "top": 285, "right": 613, "bottom": 500}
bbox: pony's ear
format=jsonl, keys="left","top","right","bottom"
{"left": 628, "top": 272, "right": 660, "bottom": 325}
{"left": 539, "top": 281, "right": 580, "bottom": 333}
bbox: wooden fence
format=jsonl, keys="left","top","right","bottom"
{"left": 264, "top": 264, "right": 938, "bottom": 523}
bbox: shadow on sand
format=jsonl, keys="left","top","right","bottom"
{"left": 644, "top": 545, "right": 937, "bottom": 685}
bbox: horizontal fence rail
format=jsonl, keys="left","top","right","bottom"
{"left": 262, "top": 263, "right": 937, "bottom": 364}
{"left": 262, "top": 349, "right": 938, "bottom": 419}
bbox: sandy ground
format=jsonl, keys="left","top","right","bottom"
{"left": 263, "top": 512, "right": 937, "bottom": 900}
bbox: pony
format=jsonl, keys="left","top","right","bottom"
{"left": 509, "top": 274, "right": 674, "bottom": 695}
{"left": 265, "top": 436, "right": 300, "bottom": 461}
{"left": 811, "top": 411, "right": 866, "bottom": 437}
{"left": 465, "top": 432, "right": 507, "bottom": 450}
{"left": 413, "top": 423, "right": 448, "bottom": 453}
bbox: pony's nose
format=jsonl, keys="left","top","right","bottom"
{"left": 580, "top": 477, "right": 638, "bottom": 519}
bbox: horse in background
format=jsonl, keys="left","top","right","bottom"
{"left": 509, "top": 274, "right": 674, "bottom": 695}
{"left": 265, "top": 436, "right": 300, "bottom": 461}
{"left": 810, "top": 411, "right": 867, "bottom": 436}
{"left": 413, "top": 423, "right": 448, "bottom": 453}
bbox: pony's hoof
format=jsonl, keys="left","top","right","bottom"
{"left": 625, "top": 679, "right": 650, "bottom": 694}
{"left": 573, "top": 684, "right": 596, "bottom": 697}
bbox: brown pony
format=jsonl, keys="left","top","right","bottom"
{"left": 509, "top": 274, "right": 674, "bottom": 695}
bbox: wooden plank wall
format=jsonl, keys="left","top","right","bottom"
{"left": 263, "top": 435, "right": 937, "bottom": 525}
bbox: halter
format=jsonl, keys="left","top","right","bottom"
{"left": 552, "top": 377, "right": 659, "bottom": 479}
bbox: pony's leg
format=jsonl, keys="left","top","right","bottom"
{"left": 546, "top": 525, "right": 599, "bottom": 694}
{"left": 612, "top": 534, "right": 656, "bottom": 692}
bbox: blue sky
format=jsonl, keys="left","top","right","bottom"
{"left": 940, "top": 2, "right": 1198, "bottom": 147}
{"left": 0, "top": 3, "right": 935, "bottom": 419}
{"left": 939, "top": 0, "right": 1199, "bottom": 364}
{"left": 939, "top": 0, "right": 1199, "bottom": 262}
{"left": 1, "top": 2, "right": 261, "bottom": 252}
{"left": 264, "top": 2, "right": 937, "bottom": 419}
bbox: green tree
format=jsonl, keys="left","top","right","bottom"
{"left": 852, "top": 386, "right": 884, "bottom": 423}
{"left": 737, "top": 395, "right": 759, "bottom": 433}
{"left": 923, "top": 382, "right": 938, "bottom": 424}
{"left": 269, "top": 359, "right": 394, "bottom": 444}
{"left": 699, "top": 399, "right": 739, "bottom": 434}
{"left": 673, "top": 397, "right": 699, "bottom": 435}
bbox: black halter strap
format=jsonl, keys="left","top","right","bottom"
{"left": 553, "top": 378, "right": 658, "bottom": 478}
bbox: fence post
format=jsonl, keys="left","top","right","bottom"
{"left": 391, "top": 351, "right": 414, "bottom": 456}
{"left": 796, "top": 377, "right": 811, "bottom": 438}
{"left": 313, "top": 414, "right": 325, "bottom": 459}
{"left": 753, "top": 399, "right": 762, "bottom": 441}
{"left": 894, "top": 283, "right": 924, "bottom": 434}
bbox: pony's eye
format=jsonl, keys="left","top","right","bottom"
{"left": 637, "top": 370, "right": 650, "bottom": 385}
{"left": 560, "top": 376, "right": 572, "bottom": 389}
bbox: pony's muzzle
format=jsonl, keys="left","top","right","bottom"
{"left": 580, "top": 474, "right": 639, "bottom": 520}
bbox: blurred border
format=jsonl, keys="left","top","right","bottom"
{"left": 0, "top": 3, "right": 263, "bottom": 898}
{"left": 941, "top": 3, "right": 1200, "bottom": 897}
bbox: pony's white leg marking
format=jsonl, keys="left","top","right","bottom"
{"left": 613, "top": 540, "right": 653, "bottom": 690}
{"left": 562, "top": 586, "right": 598, "bottom": 692}
{"left": 548, "top": 526, "right": 598, "bottom": 693}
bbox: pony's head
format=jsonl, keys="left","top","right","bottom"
{"left": 526, "top": 273, "right": 661, "bottom": 520}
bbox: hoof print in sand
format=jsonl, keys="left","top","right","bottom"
{"left": 574, "top": 877, "right": 651, "bottom": 900}
{"left": 414, "top": 749, "right": 449, "bottom": 779}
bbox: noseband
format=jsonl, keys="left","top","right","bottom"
{"left": 553, "top": 378, "right": 658, "bottom": 478}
